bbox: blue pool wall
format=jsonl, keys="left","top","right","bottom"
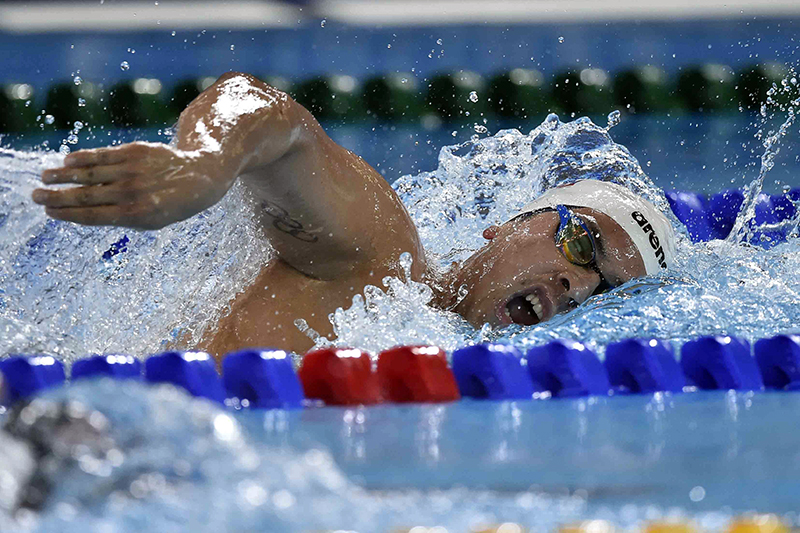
{"left": 1, "top": 18, "right": 797, "bottom": 93}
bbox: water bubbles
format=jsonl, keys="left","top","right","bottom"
{"left": 456, "top": 284, "right": 469, "bottom": 303}
{"left": 436, "top": 38, "right": 443, "bottom": 45}
{"left": 294, "top": 318, "right": 309, "bottom": 333}
{"left": 127, "top": 47, "right": 135, "bottom": 54}
{"left": 120, "top": 61, "right": 130, "bottom": 71}
{"left": 73, "top": 76, "right": 82, "bottom": 86}
{"left": 606, "top": 109, "right": 621, "bottom": 130}
{"left": 473, "top": 124, "right": 488, "bottom": 134}
{"left": 398, "top": 251, "right": 413, "bottom": 280}
{"left": 320, "top": 19, "right": 326, "bottom": 27}
{"left": 44, "top": 115, "right": 55, "bottom": 125}
{"left": 468, "top": 91, "right": 479, "bottom": 103}
{"left": 66, "top": 134, "right": 79, "bottom": 145}
{"left": 171, "top": 30, "right": 176, "bottom": 37}
{"left": 230, "top": 45, "right": 235, "bottom": 51}
{"left": 78, "top": 98, "right": 86, "bottom": 107}
{"left": 558, "top": 36, "right": 565, "bottom": 43}
{"left": 59, "top": 144, "right": 71, "bottom": 155}
{"left": 689, "top": 486, "right": 706, "bottom": 502}
{"left": 74, "top": 121, "right": 84, "bottom": 130}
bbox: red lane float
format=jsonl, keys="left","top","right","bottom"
{"left": 298, "top": 348, "right": 382, "bottom": 406}
{"left": 376, "top": 345, "right": 460, "bottom": 403}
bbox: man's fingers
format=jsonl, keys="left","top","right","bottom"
{"left": 42, "top": 164, "right": 134, "bottom": 185}
{"left": 32, "top": 183, "right": 131, "bottom": 208}
{"left": 63, "top": 147, "right": 131, "bottom": 168}
{"left": 45, "top": 205, "right": 127, "bottom": 227}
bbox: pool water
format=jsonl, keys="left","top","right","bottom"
{"left": 0, "top": 106, "right": 799, "bottom": 531}
{"left": 4, "top": 380, "right": 799, "bottom": 532}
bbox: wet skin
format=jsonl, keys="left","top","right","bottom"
{"left": 32, "top": 72, "right": 646, "bottom": 358}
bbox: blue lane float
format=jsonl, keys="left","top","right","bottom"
{"left": 665, "top": 191, "right": 715, "bottom": 243}
{"left": 707, "top": 189, "right": 744, "bottom": 240}
{"left": 668, "top": 188, "right": 799, "bottom": 246}
{"left": 451, "top": 344, "right": 544, "bottom": 400}
{"left": 754, "top": 334, "right": 800, "bottom": 391}
{"left": 604, "top": 339, "right": 686, "bottom": 394}
{"left": 3, "top": 333, "right": 799, "bottom": 408}
{"left": 0, "top": 355, "right": 65, "bottom": 404}
{"left": 72, "top": 354, "right": 142, "bottom": 381}
{"left": 526, "top": 340, "right": 611, "bottom": 398}
{"left": 680, "top": 336, "right": 764, "bottom": 391}
{"left": 222, "top": 348, "right": 305, "bottom": 409}
{"left": 144, "top": 351, "right": 226, "bottom": 404}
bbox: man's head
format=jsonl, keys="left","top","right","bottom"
{"left": 450, "top": 180, "right": 676, "bottom": 327}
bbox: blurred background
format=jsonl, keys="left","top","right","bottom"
{"left": 1, "top": 0, "right": 799, "bottom": 191}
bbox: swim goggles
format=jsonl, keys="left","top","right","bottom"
{"left": 516, "top": 204, "right": 613, "bottom": 294}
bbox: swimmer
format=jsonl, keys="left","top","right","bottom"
{"left": 32, "top": 72, "right": 675, "bottom": 358}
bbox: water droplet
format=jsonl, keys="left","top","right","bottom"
{"left": 398, "top": 252, "right": 413, "bottom": 281}
{"left": 171, "top": 30, "right": 176, "bottom": 37}
{"left": 127, "top": 47, "right": 135, "bottom": 54}
{"left": 457, "top": 284, "right": 469, "bottom": 301}
{"left": 320, "top": 19, "right": 326, "bottom": 27}
{"left": 67, "top": 134, "right": 79, "bottom": 145}
{"left": 558, "top": 36, "right": 565, "bottom": 43}
{"left": 436, "top": 38, "right": 443, "bottom": 45}
{"left": 468, "top": 91, "right": 479, "bottom": 103}
{"left": 59, "top": 144, "right": 71, "bottom": 155}
{"left": 44, "top": 115, "right": 55, "bottom": 125}
{"left": 689, "top": 485, "right": 706, "bottom": 502}
{"left": 74, "top": 121, "right": 84, "bottom": 130}
{"left": 120, "top": 61, "right": 130, "bottom": 71}
{"left": 473, "top": 124, "right": 488, "bottom": 134}
{"left": 73, "top": 76, "right": 82, "bottom": 86}
{"left": 77, "top": 98, "right": 86, "bottom": 107}
{"left": 230, "top": 45, "right": 235, "bottom": 51}
{"left": 387, "top": 43, "right": 392, "bottom": 49}
{"left": 606, "top": 109, "right": 621, "bottom": 129}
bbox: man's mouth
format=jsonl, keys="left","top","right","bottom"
{"left": 500, "top": 289, "right": 548, "bottom": 326}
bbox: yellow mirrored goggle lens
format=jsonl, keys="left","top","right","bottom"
{"left": 557, "top": 221, "right": 595, "bottom": 266}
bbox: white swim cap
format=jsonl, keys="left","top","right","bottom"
{"left": 508, "top": 180, "right": 676, "bottom": 275}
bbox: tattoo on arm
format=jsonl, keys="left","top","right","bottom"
{"left": 260, "top": 200, "right": 319, "bottom": 243}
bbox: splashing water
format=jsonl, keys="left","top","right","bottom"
{"left": 0, "top": 148, "right": 271, "bottom": 364}
{"left": 326, "top": 114, "right": 799, "bottom": 356}
{"left": 0, "top": 112, "right": 798, "bottom": 364}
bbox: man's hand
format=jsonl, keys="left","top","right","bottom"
{"left": 33, "top": 142, "right": 232, "bottom": 230}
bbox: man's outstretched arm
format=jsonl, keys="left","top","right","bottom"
{"left": 33, "top": 72, "right": 424, "bottom": 280}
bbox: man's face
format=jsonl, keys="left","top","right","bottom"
{"left": 452, "top": 207, "right": 646, "bottom": 327}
